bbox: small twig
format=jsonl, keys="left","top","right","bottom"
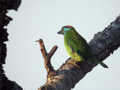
{"left": 39, "top": 39, "right": 47, "bottom": 56}
{"left": 37, "top": 39, "right": 57, "bottom": 73}
{"left": 48, "top": 46, "right": 58, "bottom": 60}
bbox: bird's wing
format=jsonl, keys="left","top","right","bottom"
{"left": 68, "top": 34, "right": 91, "bottom": 59}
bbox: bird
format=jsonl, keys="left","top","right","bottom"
{"left": 57, "top": 25, "right": 108, "bottom": 68}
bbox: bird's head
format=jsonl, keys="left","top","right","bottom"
{"left": 57, "top": 25, "right": 73, "bottom": 35}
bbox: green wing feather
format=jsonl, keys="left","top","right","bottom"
{"left": 67, "top": 30, "right": 92, "bottom": 58}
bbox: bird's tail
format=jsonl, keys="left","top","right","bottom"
{"left": 89, "top": 57, "right": 108, "bottom": 68}
{"left": 100, "top": 62, "right": 108, "bottom": 68}
{"left": 92, "top": 57, "right": 108, "bottom": 68}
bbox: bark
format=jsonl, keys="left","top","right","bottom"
{"left": 0, "top": 0, "right": 22, "bottom": 90}
{"left": 38, "top": 15, "right": 120, "bottom": 90}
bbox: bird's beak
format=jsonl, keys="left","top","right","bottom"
{"left": 57, "top": 30, "right": 64, "bottom": 34}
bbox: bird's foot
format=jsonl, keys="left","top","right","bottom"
{"left": 67, "top": 59, "right": 81, "bottom": 69}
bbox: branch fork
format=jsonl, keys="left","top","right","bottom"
{"left": 37, "top": 39, "right": 57, "bottom": 75}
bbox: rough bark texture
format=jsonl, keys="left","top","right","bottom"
{"left": 39, "top": 15, "right": 120, "bottom": 90}
{"left": 0, "top": 0, "right": 22, "bottom": 90}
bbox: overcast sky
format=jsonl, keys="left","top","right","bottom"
{"left": 4, "top": 0, "right": 120, "bottom": 90}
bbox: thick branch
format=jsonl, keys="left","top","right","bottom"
{"left": 39, "top": 15, "right": 120, "bottom": 90}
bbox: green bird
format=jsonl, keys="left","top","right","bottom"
{"left": 57, "top": 25, "right": 108, "bottom": 68}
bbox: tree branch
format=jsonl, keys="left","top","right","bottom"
{"left": 48, "top": 46, "right": 58, "bottom": 60}
{"left": 38, "top": 15, "right": 120, "bottom": 90}
{"left": 37, "top": 39, "right": 57, "bottom": 73}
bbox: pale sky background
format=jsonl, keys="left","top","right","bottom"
{"left": 4, "top": 0, "right": 120, "bottom": 90}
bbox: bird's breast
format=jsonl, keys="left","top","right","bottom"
{"left": 64, "top": 39, "right": 82, "bottom": 61}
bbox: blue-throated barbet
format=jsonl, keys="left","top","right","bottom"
{"left": 57, "top": 25, "right": 108, "bottom": 68}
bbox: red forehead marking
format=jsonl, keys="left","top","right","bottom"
{"left": 65, "top": 25, "right": 73, "bottom": 28}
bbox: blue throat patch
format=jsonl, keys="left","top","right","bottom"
{"left": 64, "top": 28, "right": 71, "bottom": 32}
